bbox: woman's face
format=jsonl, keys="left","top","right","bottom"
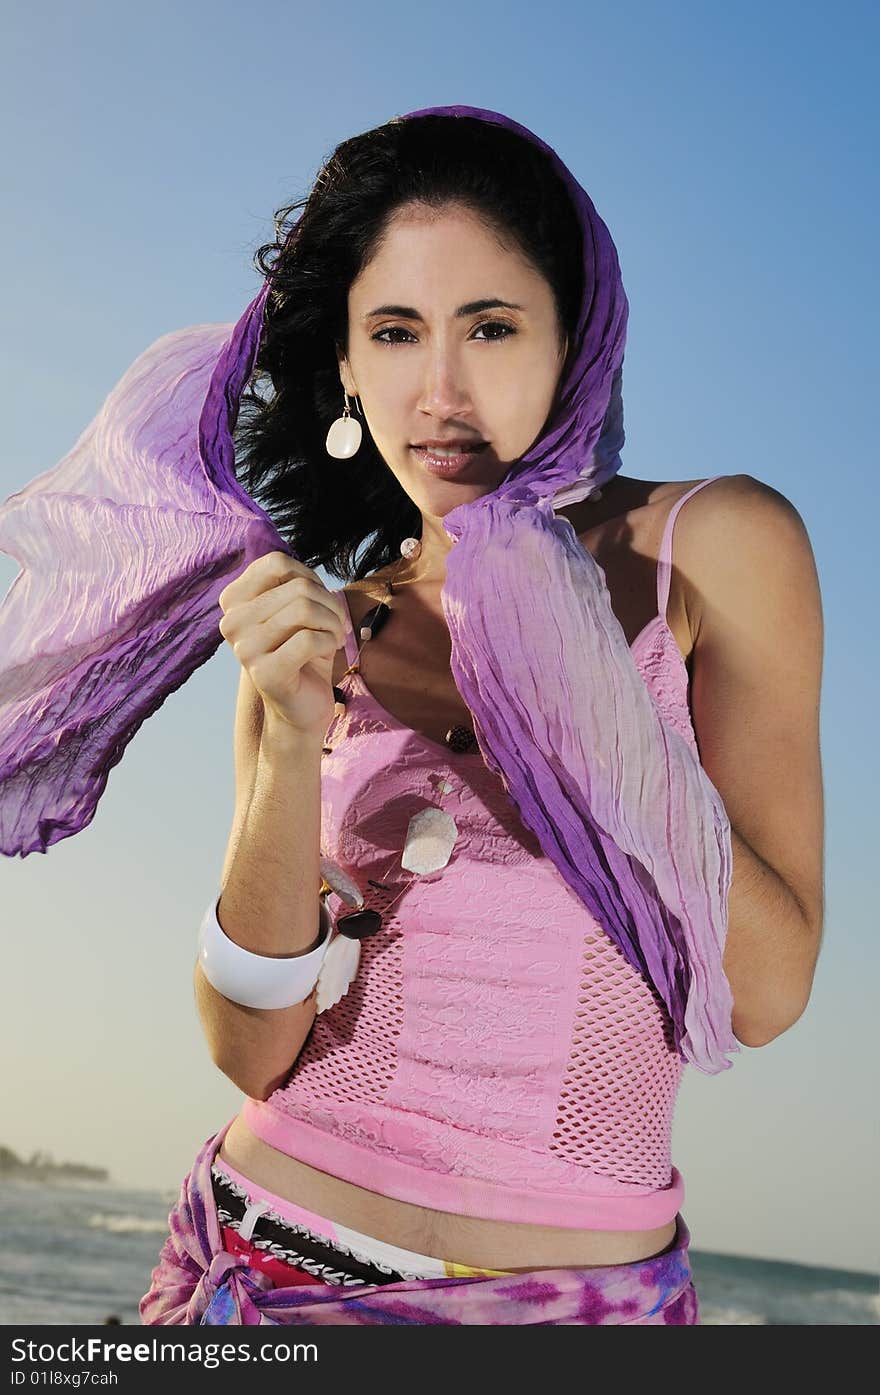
{"left": 337, "top": 201, "right": 569, "bottom": 517}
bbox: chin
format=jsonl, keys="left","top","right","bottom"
{"left": 417, "top": 475, "right": 502, "bottom": 515}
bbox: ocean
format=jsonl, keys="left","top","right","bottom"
{"left": 0, "top": 1178, "right": 876, "bottom": 1326}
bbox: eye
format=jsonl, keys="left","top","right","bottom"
{"left": 371, "top": 326, "right": 416, "bottom": 345}
{"left": 370, "top": 321, "right": 517, "bottom": 346}
{"left": 472, "top": 321, "right": 517, "bottom": 341}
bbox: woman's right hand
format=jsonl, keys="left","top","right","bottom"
{"left": 217, "top": 551, "right": 348, "bottom": 738}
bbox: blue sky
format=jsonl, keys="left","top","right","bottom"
{"left": 1, "top": 0, "right": 877, "bottom": 1273}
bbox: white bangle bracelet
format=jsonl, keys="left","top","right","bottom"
{"left": 197, "top": 893, "right": 334, "bottom": 1010}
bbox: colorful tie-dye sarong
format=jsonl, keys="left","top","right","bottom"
{"left": 139, "top": 1118, "right": 699, "bottom": 1325}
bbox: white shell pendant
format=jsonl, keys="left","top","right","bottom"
{"left": 315, "top": 934, "right": 361, "bottom": 1014}
{"left": 401, "top": 806, "right": 458, "bottom": 874}
{"left": 319, "top": 855, "right": 364, "bottom": 908}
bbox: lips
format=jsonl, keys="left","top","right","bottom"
{"left": 411, "top": 443, "right": 489, "bottom": 478}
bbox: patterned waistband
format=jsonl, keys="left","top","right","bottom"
{"left": 210, "top": 1165, "right": 514, "bottom": 1288}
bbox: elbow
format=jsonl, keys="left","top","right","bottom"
{"left": 210, "top": 1054, "right": 259, "bottom": 1099}
{"left": 212, "top": 1052, "right": 301, "bottom": 1103}
{"left": 194, "top": 961, "right": 317, "bottom": 1101}
{"left": 732, "top": 995, "right": 811, "bottom": 1048}
{"left": 212, "top": 1012, "right": 316, "bottom": 1100}
{"left": 733, "top": 1021, "right": 779, "bottom": 1048}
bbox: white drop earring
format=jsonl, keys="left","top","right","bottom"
{"left": 325, "top": 391, "right": 363, "bottom": 459}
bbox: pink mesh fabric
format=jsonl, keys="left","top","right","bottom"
{"left": 242, "top": 480, "right": 721, "bottom": 1230}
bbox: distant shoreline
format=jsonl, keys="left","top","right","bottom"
{"left": 0, "top": 1144, "right": 108, "bottom": 1184}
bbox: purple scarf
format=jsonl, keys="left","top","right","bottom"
{"left": 0, "top": 105, "right": 737, "bottom": 1074}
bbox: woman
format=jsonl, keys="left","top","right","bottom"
{"left": 0, "top": 107, "right": 824, "bottom": 1325}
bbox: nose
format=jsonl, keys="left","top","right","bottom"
{"left": 416, "top": 344, "right": 473, "bottom": 421}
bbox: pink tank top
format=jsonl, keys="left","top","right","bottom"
{"left": 243, "top": 477, "right": 724, "bottom": 1231}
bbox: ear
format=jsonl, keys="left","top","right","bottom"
{"left": 335, "top": 342, "right": 358, "bottom": 398}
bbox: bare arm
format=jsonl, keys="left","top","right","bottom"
{"left": 194, "top": 665, "right": 327, "bottom": 1100}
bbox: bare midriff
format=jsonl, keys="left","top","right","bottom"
{"left": 218, "top": 1114, "right": 678, "bottom": 1271}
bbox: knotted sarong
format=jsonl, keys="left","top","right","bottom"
{"left": 139, "top": 1117, "right": 699, "bottom": 1325}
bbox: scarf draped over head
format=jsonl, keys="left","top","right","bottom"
{"left": 0, "top": 105, "right": 738, "bottom": 1075}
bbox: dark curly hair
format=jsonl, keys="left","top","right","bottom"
{"left": 234, "top": 114, "right": 585, "bottom": 583}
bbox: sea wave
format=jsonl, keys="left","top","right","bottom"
{"left": 87, "top": 1213, "right": 170, "bottom": 1235}
{"left": 810, "top": 1288, "right": 880, "bottom": 1318}
{"left": 700, "top": 1303, "right": 768, "bottom": 1325}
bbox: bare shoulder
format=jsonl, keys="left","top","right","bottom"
{"left": 673, "top": 471, "right": 810, "bottom": 537}
{"left": 673, "top": 472, "right": 820, "bottom": 648}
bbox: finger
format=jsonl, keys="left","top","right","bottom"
{"left": 249, "top": 626, "right": 338, "bottom": 687}
{"left": 218, "top": 551, "right": 319, "bottom": 611}
{"left": 233, "top": 594, "right": 346, "bottom": 663}
{"left": 262, "top": 597, "right": 347, "bottom": 652}
{"left": 238, "top": 574, "right": 347, "bottom": 634}
{"left": 271, "top": 624, "right": 341, "bottom": 666}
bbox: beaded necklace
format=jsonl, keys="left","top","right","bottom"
{"left": 314, "top": 536, "right": 472, "bottom": 1012}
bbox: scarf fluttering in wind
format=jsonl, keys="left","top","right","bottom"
{"left": 0, "top": 106, "right": 737, "bottom": 1075}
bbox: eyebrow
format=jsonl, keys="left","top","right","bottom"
{"left": 362, "top": 298, "right": 526, "bottom": 321}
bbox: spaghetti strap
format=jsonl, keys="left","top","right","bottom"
{"left": 656, "top": 476, "right": 726, "bottom": 621}
{"left": 335, "top": 588, "right": 361, "bottom": 665}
